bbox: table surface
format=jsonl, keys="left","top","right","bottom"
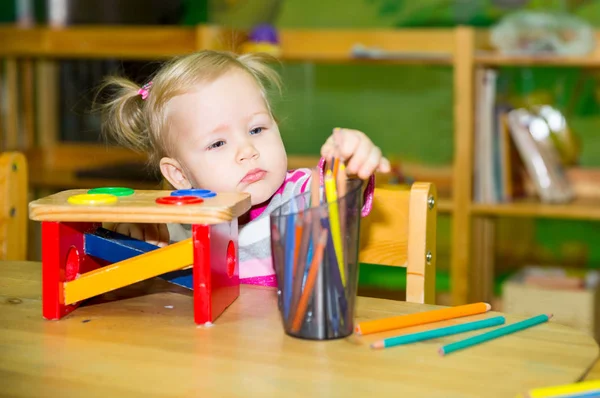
{"left": 1, "top": 261, "right": 598, "bottom": 398}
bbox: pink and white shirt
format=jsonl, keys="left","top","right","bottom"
{"left": 167, "top": 158, "right": 375, "bottom": 287}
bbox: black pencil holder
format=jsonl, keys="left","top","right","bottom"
{"left": 270, "top": 178, "right": 363, "bottom": 340}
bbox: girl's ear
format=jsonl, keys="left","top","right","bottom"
{"left": 159, "top": 157, "right": 193, "bottom": 190}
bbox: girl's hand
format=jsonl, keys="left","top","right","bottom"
{"left": 102, "top": 222, "right": 170, "bottom": 247}
{"left": 320, "top": 127, "right": 390, "bottom": 179}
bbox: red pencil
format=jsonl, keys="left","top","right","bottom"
{"left": 291, "top": 229, "right": 328, "bottom": 333}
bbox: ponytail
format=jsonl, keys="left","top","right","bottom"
{"left": 95, "top": 77, "right": 150, "bottom": 154}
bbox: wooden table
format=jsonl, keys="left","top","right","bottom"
{"left": 1, "top": 261, "right": 598, "bottom": 397}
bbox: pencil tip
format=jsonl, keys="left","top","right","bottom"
{"left": 438, "top": 347, "right": 445, "bottom": 357}
{"left": 354, "top": 326, "right": 362, "bottom": 335}
{"left": 546, "top": 313, "right": 554, "bottom": 320}
{"left": 371, "top": 341, "right": 383, "bottom": 350}
{"left": 484, "top": 303, "right": 492, "bottom": 311}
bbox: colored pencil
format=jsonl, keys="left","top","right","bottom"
{"left": 370, "top": 316, "right": 505, "bottom": 350}
{"left": 355, "top": 302, "right": 492, "bottom": 335}
{"left": 292, "top": 213, "right": 304, "bottom": 276}
{"left": 333, "top": 157, "right": 340, "bottom": 180}
{"left": 309, "top": 169, "right": 323, "bottom": 270}
{"left": 270, "top": 223, "right": 285, "bottom": 291}
{"left": 291, "top": 229, "right": 328, "bottom": 333}
{"left": 320, "top": 215, "right": 348, "bottom": 334}
{"left": 324, "top": 169, "right": 345, "bottom": 286}
{"left": 524, "top": 380, "right": 600, "bottom": 398}
{"left": 311, "top": 167, "right": 321, "bottom": 208}
{"left": 283, "top": 213, "right": 295, "bottom": 320}
{"left": 314, "top": 248, "right": 326, "bottom": 339}
{"left": 439, "top": 314, "right": 553, "bottom": 356}
{"left": 336, "top": 163, "right": 348, "bottom": 283}
{"left": 288, "top": 212, "right": 312, "bottom": 328}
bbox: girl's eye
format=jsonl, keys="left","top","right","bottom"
{"left": 208, "top": 140, "right": 225, "bottom": 150}
{"left": 250, "top": 127, "right": 263, "bottom": 135}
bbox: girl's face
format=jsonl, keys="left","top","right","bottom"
{"left": 160, "top": 69, "right": 288, "bottom": 206}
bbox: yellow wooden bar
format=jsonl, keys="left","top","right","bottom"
{"left": 64, "top": 238, "right": 194, "bottom": 305}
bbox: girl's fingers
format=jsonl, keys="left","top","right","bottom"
{"left": 378, "top": 157, "right": 391, "bottom": 173}
{"left": 100, "top": 222, "right": 170, "bottom": 247}
{"left": 120, "top": 224, "right": 144, "bottom": 241}
{"left": 345, "top": 137, "right": 371, "bottom": 175}
{"left": 157, "top": 223, "right": 170, "bottom": 247}
{"left": 320, "top": 134, "right": 337, "bottom": 159}
{"left": 144, "top": 224, "right": 161, "bottom": 246}
{"left": 357, "top": 146, "right": 383, "bottom": 179}
{"left": 144, "top": 224, "right": 170, "bottom": 247}
{"left": 323, "top": 128, "right": 389, "bottom": 178}
{"left": 335, "top": 129, "right": 363, "bottom": 162}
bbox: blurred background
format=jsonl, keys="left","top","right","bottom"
{"left": 2, "top": 0, "right": 600, "bottom": 314}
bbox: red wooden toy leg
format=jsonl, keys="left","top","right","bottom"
{"left": 192, "top": 220, "right": 240, "bottom": 324}
{"left": 42, "top": 221, "right": 104, "bottom": 320}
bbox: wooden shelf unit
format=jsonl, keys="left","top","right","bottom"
{"left": 471, "top": 198, "right": 600, "bottom": 221}
{"left": 2, "top": 24, "right": 599, "bottom": 305}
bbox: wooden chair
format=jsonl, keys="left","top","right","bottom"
{"left": 359, "top": 182, "right": 437, "bottom": 304}
{"left": 0, "top": 152, "right": 28, "bottom": 260}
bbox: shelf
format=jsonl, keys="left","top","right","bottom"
{"left": 471, "top": 198, "right": 600, "bottom": 221}
{"left": 278, "top": 29, "right": 453, "bottom": 65}
{"left": 475, "top": 52, "right": 600, "bottom": 67}
{"left": 0, "top": 25, "right": 454, "bottom": 64}
{"left": 0, "top": 26, "right": 200, "bottom": 59}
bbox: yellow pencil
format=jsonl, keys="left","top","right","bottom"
{"left": 523, "top": 380, "right": 600, "bottom": 398}
{"left": 324, "top": 169, "right": 345, "bottom": 286}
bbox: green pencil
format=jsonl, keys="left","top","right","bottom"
{"left": 371, "top": 316, "right": 505, "bottom": 350}
{"left": 439, "top": 314, "right": 553, "bottom": 356}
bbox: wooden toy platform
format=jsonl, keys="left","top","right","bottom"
{"left": 29, "top": 188, "right": 251, "bottom": 325}
{"left": 29, "top": 189, "right": 251, "bottom": 224}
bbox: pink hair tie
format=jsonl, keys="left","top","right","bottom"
{"left": 138, "top": 81, "right": 153, "bottom": 100}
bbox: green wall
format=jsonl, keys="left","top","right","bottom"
{"left": 204, "top": 0, "right": 600, "bottom": 290}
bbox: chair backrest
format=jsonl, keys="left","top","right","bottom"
{"left": 359, "top": 182, "right": 437, "bottom": 304}
{"left": 0, "top": 152, "right": 28, "bottom": 260}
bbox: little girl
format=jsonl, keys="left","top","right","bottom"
{"left": 99, "top": 50, "right": 389, "bottom": 287}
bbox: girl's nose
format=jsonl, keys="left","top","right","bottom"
{"left": 237, "top": 141, "right": 260, "bottom": 163}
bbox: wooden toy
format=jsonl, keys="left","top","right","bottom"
{"left": 29, "top": 188, "right": 251, "bottom": 325}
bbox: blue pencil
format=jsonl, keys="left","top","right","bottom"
{"left": 283, "top": 214, "right": 296, "bottom": 321}
{"left": 439, "top": 314, "right": 553, "bottom": 356}
{"left": 371, "top": 316, "right": 505, "bottom": 350}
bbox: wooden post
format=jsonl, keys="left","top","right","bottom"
{"left": 451, "top": 27, "right": 476, "bottom": 305}
{"left": 35, "top": 60, "right": 59, "bottom": 147}
{"left": 471, "top": 217, "right": 495, "bottom": 303}
{"left": 5, "top": 58, "right": 19, "bottom": 150}
{"left": 20, "top": 59, "right": 36, "bottom": 149}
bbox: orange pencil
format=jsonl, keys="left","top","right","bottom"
{"left": 355, "top": 302, "right": 492, "bottom": 335}
{"left": 292, "top": 214, "right": 303, "bottom": 276}
{"left": 291, "top": 229, "right": 328, "bottom": 333}
{"left": 311, "top": 167, "right": 320, "bottom": 208}
{"left": 332, "top": 157, "right": 340, "bottom": 180}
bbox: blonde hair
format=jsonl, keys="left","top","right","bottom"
{"left": 97, "top": 50, "right": 282, "bottom": 167}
